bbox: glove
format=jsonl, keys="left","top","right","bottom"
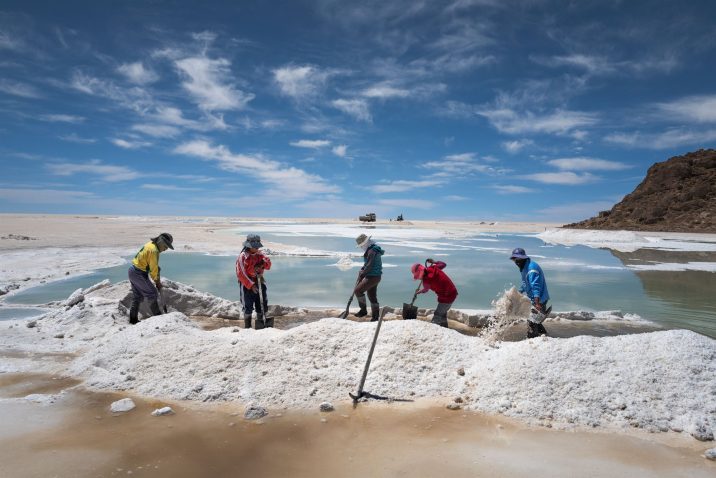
{"left": 155, "top": 280, "right": 162, "bottom": 290}
{"left": 533, "top": 297, "right": 542, "bottom": 312}
{"left": 251, "top": 285, "right": 258, "bottom": 294}
{"left": 426, "top": 258, "right": 434, "bottom": 264}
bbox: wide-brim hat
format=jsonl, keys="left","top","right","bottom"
{"left": 509, "top": 247, "right": 529, "bottom": 260}
{"left": 355, "top": 234, "right": 371, "bottom": 248}
{"left": 243, "top": 234, "right": 263, "bottom": 249}
{"left": 153, "top": 232, "right": 174, "bottom": 250}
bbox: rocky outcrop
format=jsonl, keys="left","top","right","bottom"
{"left": 566, "top": 149, "right": 716, "bottom": 232}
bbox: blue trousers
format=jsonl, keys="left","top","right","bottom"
{"left": 240, "top": 283, "right": 267, "bottom": 316}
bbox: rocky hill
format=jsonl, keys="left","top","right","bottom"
{"left": 565, "top": 149, "right": 716, "bottom": 233}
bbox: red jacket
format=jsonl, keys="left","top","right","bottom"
{"left": 419, "top": 261, "right": 458, "bottom": 303}
{"left": 236, "top": 249, "right": 272, "bottom": 289}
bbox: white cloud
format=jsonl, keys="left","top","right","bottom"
{"left": 604, "top": 129, "right": 716, "bottom": 150}
{"left": 547, "top": 157, "right": 630, "bottom": 171}
{"left": 444, "top": 153, "right": 476, "bottom": 162}
{"left": 478, "top": 107, "right": 598, "bottom": 135}
{"left": 117, "top": 62, "right": 159, "bottom": 84}
{"left": 111, "top": 138, "right": 152, "bottom": 149}
{"left": 0, "top": 188, "right": 95, "bottom": 204}
{"left": 436, "top": 100, "right": 476, "bottom": 119}
{"left": 422, "top": 153, "right": 509, "bottom": 176}
{"left": 656, "top": 95, "right": 716, "bottom": 123}
{"left": 71, "top": 71, "right": 154, "bottom": 113}
{"left": 175, "top": 56, "right": 254, "bottom": 111}
{"left": 46, "top": 160, "right": 140, "bottom": 182}
{"left": 525, "top": 172, "right": 598, "bottom": 185}
{"left": 502, "top": 139, "right": 534, "bottom": 154}
{"left": 361, "top": 84, "right": 411, "bottom": 99}
{"left": 533, "top": 53, "right": 679, "bottom": 77}
{"left": 493, "top": 185, "right": 535, "bottom": 194}
{"left": 131, "top": 123, "right": 180, "bottom": 138}
{"left": 173, "top": 140, "right": 339, "bottom": 199}
{"left": 58, "top": 133, "right": 96, "bottom": 144}
{"left": 332, "top": 144, "right": 348, "bottom": 157}
{"left": 0, "top": 79, "right": 41, "bottom": 98}
{"left": 39, "top": 114, "right": 85, "bottom": 123}
{"left": 377, "top": 198, "right": 434, "bottom": 209}
{"left": 374, "top": 179, "right": 444, "bottom": 193}
{"left": 331, "top": 98, "right": 372, "bottom": 122}
{"left": 273, "top": 65, "right": 334, "bottom": 99}
{"left": 140, "top": 184, "right": 200, "bottom": 191}
{"left": 445, "top": 195, "right": 469, "bottom": 201}
{"left": 290, "top": 139, "right": 331, "bottom": 149}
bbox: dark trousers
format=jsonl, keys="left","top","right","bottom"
{"left": 241, "top": 283, "right": 267, "bottom": 316}
{"left": 127, "top": 266, "right": 161, "bottom": 320}
{"left": 354, "top": 275, "right": 381, "bottom": 304}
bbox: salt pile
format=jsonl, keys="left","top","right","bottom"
{"left": 3, "top": 279, "right": 715, "bottom": 440}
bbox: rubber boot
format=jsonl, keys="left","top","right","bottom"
{"left": 432, "top": 314, "right": 449, "bottom": 328}
{"left": 370, "top": 303, "right": 380, "bottom": 322}
{"left": 354, "top": 296, "right": 368, "bottom": 317}
{"left": 149, "top": 300, "right": 162, "bottom": 317}
{"left": 243, "top": 314, "right": 252, "bottom": 329}
{"left": 129, "top": 304, "right": 139, "bottom": 325}
{"left": 527, "top": 321, "right": 540, "bottom": 339}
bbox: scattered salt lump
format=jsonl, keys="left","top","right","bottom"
{"left": 151, "top": 406, "right": 173, "bottom": 416}
{"left": 244, "top": 403, "right": 268, "bottom": 420}
{"left": 334, "top": 255, "right": 355, "bottom": 271}
{"left": 705, "top": 448, "right": 716, "bottom": 461}
{"left": 110, "top": 398, "right": 135, "bottom": 413}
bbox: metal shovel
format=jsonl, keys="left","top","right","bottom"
{"left": 256, "top": 274, "right": 273, "bottom": 328}
{"left": 402, "top": 282, "right": 422, "bottom": 320}
{"left": 349, "top": 307, "right": 387, "bottom": 404}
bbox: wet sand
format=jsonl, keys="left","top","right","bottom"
{"left": 1, "top": 373, "right": 713, "bottom": 478}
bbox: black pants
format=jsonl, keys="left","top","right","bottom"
{"left": 241, "top": 283, "right": 267, "bottom": 316}
{"left": 527, "top": 321, "right": 548, "bottom": 338}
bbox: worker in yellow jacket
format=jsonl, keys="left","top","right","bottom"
{"left": 128, "top": 233, "right": 174, "bottom": 324}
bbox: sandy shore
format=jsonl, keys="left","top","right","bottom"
{"left": 1, "top": 372, "right": 714, "bottom": 478}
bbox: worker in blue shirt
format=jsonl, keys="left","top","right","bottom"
{"left": 510, "top": 247, "right": 551, "bottom": 338}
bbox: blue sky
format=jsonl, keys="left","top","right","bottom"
{"left": 1, "top": 1, "right": 715, "bottom": 221}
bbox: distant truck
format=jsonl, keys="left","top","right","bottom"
{"left": 359, "top": 212, "right": 376, "bottom": 222}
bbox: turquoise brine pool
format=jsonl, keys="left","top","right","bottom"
{"left": 4, "top": 223, "right": 716, "bottom": 338}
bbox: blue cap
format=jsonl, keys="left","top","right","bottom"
{"left": 510, "top": 247, "right": 529, "bottom": 260}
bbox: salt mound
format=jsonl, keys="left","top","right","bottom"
{"left": 537, "top": 228, "right": 646, "bottom": 252}
{"left": 334, "top": 255, "right": 356, "bottom": 271}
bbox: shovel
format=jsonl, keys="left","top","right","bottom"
{"left": 349, "top": 307, "right": 387, "bottom": 404}
{"left": 157, "top": 267, "right": 168, "bottom": 314}
{"left": 339, "top": 277, "right": 361, "bottom": 319}
{"left": 402, "top": 260, "right": 429, "bottom": 320}
{"left": 402, "top": 282, "right": 422, "bottom": 320}
{"left": 256, "top": 274, "right": 273, "bottom": 328}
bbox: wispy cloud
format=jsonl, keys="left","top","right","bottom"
{"left": 273, "top": 65, "right": 336, "bottom": 100}
{"left": 422, "top": 152, "right": 509, "bottom": 176}
{"left": 0, "top": 188, "right": 95, "bottom": 204}
{"left": 502, "top": 139, "right": 534, "bottom": 154}
{"left": 140, "top": 183, "right": 200, "bottom": 191}
{"left": 0, "top": 79, "right": 41, "bottom": 98}
{"left": 58, "top": 133, "right": 96, "bottom": 144}
{"left": 111, "top": 138, "right": 152, "bottom": 149}
{"left": 39, "top": 114, "right": 85, "bottom": 123}
{"left": 525, "top": 172, "right": 598, "bottom": 185}
{"left": 478, "top": 107, "right": 598, "bottom": 135}
{"left": 131, "top": 123, "right": 180, "bottom": 138}
{"left": 290, "top": 139, "right": 331, "bottom": 149}
{"left": 175, "top": 56, "right": 253, "bottom": 111}
{"left": 173, "top": 140, "right": 339, "bottom": 199}
{"left": 655, "top": 95, "right": 716, "bottom": 123}
{"left": 493, "top": 185, "right": 535, "bottom": 194}
{"left": 532, "top": 53, "right": 679, "bottom": 76}
{"left": 46, "top": 159, "right": 140, "bottom": 182}
{"left": 71, "top": 71, "right": 154, "bottom": 113}
{"left": 604, "top": 128, "right": 716, "bottom": 150}
{"left": 117, "top": 62, "right": 159, "bottom": 84}
{"left": 547, "top": 157, "right": 630, "bottom": 171}
{"left": 331, "top": 98, "right": 372, "bottom": 122}
{"left": 374, "top": 179, "right": 444, "bottom": 193}
{"left": 361, "top": 83, "right": 411, "bottom": 99}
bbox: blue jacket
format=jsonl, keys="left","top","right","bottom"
{"left": 519, "top": 259, "right": 550, "bottom": 305}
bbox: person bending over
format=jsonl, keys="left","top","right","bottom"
{"left": 353, "top": 234, "right": 385, "bottom": 321}
{"left": 128, "top": 233, "right": 174, "bottom": 324}
{"left": 411, "top": 259, "right": 458, "bottom": 328}
{"left": 510, "top": 247, "right": 551, "bottom": 338}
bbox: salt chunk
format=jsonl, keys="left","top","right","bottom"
{"left": 704, "top": 448, "right": 716, "bottom": 461}
{"left": 244, "top": 403, "right": 268, "bottom": 420}
{"left": 319, "top": 402, "right": 334, "bottom": 412}
{"left": 151, "top": 406, "right": 174, "bottom": 416}
{"left": 110, "top": 398, "right": 136, "bottom": 413}
{"left": 65, "top": 288, "right": 85, "bottom": 307}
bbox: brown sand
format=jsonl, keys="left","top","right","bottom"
{"left": 1, "top": 373, "right": 713, "bottom": 478}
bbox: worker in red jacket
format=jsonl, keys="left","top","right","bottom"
{"left": 411, "top": 258, "right": 458, "bottom": 328}
{"left": 236, "top": 234, "right": 272, "bottom": 329}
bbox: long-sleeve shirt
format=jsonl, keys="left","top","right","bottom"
{"left": 519, "top": 259, "right": 550, "bottom": 305}
{"left": 360, "top": 244, "right": 384, "bottom": 277}
{"left": 418, "top": 261, "right": 458, "bottom": 303}
{"left": 236, "top": 249, "right": 272, "bottom": 289}
{"left": 132, "top": 241, "right": 160, "bottom": 281}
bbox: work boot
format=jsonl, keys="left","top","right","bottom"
{"left": 243, "top": 314, "right": 252, "bottom": 329}
{"left": 354, "top": 296, "right": 368, "bottom": 317}
{"left": 149, "top": 300, "right": 162, "bottom": 316}
{"left": 431, "top": 314, "right": 449, "bottom": 328}
{"left": 527, "top": 321, "right": 540, "bottom": 339}
{"left": 129, "top": 305, "right": 139, "bottom": 325}
{"left": 370, "top": 303, "right": 380, "bottom": 322}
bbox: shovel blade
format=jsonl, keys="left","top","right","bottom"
{"left": 402, "top": 303, "right": 417, "bottom": 320}
{"left": 263, "top": 316, "right": 274, "bottom": 328}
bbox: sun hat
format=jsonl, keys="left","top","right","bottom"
{"left": 509, "top": 247, "right": 529, "bottom": 260}
{"left": 355, "top": 234, "right": 371, "bottom": 248}
{"left": 243, "top": 234, "right": 263, "bottom": 249}
{"left": 153, "top": 232, "right": 174, "bottom": 250}
{"left": 411, "top": 263, "right": 425, "bottom": 280}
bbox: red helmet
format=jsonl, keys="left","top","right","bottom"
{"left": 411, "top": 263, "right": 425, "bottom": 280}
